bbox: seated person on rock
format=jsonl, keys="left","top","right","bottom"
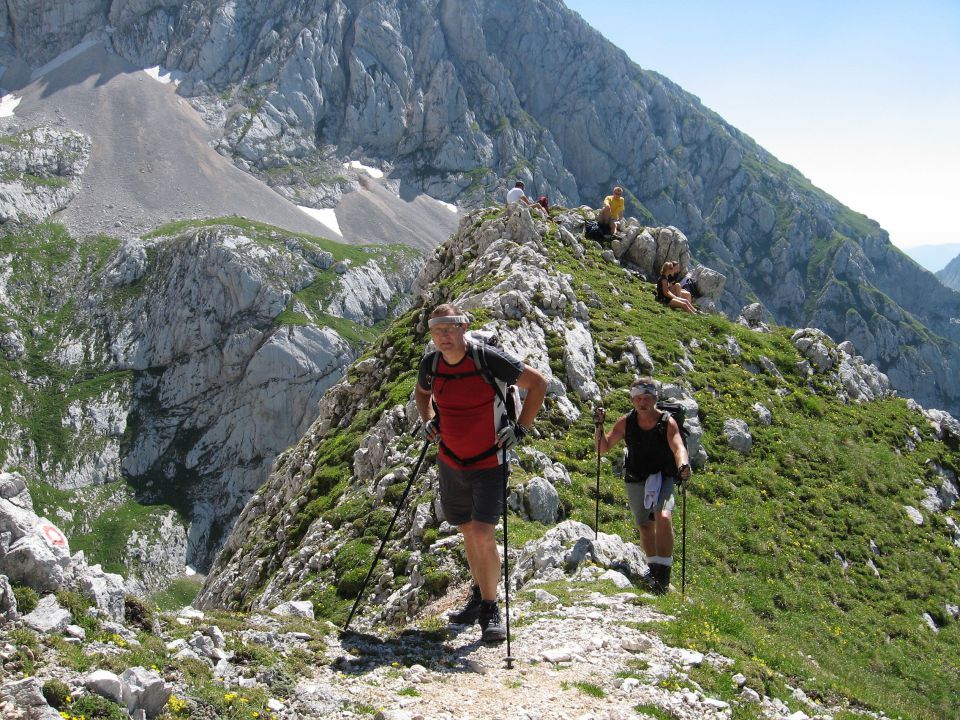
{"left": 656, "top": 261, "right": 697, "bottom": 314}
{"left": 597, "top": 186, "right": 625, "bottom": 236}
{"left": 505, "top": 181, "right": 548, "bottom": 218}
{"left": 667, "top": 261, "right": 694, "bottom": 303}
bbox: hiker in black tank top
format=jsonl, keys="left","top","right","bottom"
{"left": 594, "top": 377, "right": 691, "bottom": 594}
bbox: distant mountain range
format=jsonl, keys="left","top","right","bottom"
{"left": 937, "top": 253, "right": 960, "bottom": 291}
{"left": 3, "top": 0, "right": 956, "bottom": 414}
{"left": 903, "top": 242, "right": 960, "bottom": 273}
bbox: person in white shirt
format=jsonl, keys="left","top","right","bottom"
{"left": 505, "top": 180, "right": 548, "bottom": 218}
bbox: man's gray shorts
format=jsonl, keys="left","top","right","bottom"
{"left": 625, "top": 475, "right": 676, "bottom": 526}
{"left": 438, "top": 460, "right": 505, "bottom": 526}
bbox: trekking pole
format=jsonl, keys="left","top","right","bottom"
{"left": 502, "top": 459, "right": 515, "bottom": 669}
{"left": 343, "top": 441, "right": 431, "bottom": 633}
{"left": 681, "top": 477, "right": 688, "bottom": 598}
{"left": 594, "top": 428, "right": 602, "bottom": 540}
{"left": 593, "top": 407, "right": 603, "bottom": 539}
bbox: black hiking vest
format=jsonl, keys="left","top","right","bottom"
{"left": 624, "top": 409, "right": 678, "bottom": 481}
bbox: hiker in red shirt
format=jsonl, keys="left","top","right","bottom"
{"left": 415, "top": 304, "right": 546, "bottom": 641}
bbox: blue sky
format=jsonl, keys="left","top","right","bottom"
{"left": 563, "top": 0, "right": 959, "bottom": 250}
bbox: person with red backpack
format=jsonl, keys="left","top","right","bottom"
{"left": 415, "top": 304, "right": 547, "bottom": 641}
{"left": 593, "top": 377, "right": 691, "bottom": 593}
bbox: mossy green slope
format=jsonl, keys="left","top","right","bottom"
{"left": 223, "top": 209, "right": 958, "bottom": 719}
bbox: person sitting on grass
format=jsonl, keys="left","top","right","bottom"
{"left": 656, "top": 261, "right": 697, "bottom": 314}
{"left": 667, "top": 261, "right": 694, "bottom": 303}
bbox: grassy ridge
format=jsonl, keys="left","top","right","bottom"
{"left": 260, "top": 213, "right": 959, "bottom": 718}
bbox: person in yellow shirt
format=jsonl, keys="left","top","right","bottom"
{"left": 597, "top": 186, "right": 625, "bottom": 236}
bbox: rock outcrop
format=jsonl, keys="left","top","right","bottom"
{"left": 0, "top": 127, "right": 90, "bottom": 224}
{"left": 0, "top": 220, "right": 422, "bottom": 581}
{"left": 0, "top": 471, "right": 126, "bottom": 621}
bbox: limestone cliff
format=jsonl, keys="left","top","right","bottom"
{"left": 0, "top": 217, "right": 422, "bottom": 585}
{"left": 2, "top": 0, "right": 956, "bottom": 413}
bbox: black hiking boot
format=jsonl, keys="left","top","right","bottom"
{"left": 643, "top": 564, "right": 661, "bottom": 592}
{"left": 479, "top": 600, "right": 507, "bottom": 643}
{"left": 448, "top": 585, "right": 483, "bottom": 625}
{"left": 651, "top": 563, "right": 672, "bottom": 595}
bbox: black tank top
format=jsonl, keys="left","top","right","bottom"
{"left": 624, "top": 410, "right": 678, "bottom": 480}
{"left": 656, "top": 276, "right": 670, "bottom": 303}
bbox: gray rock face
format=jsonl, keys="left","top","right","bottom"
{"left": 2, "top": 221, "right": 420, "bottom": 576}
{"left": 935, "top": 253, "right": 960, "bottom": 292}
{"left": 0, "top": 127, "right": 90, "bottom": 224}
{"left": 0, "top": 574, "right": 18, "bottom": 622}
{"left": 1, "top": 0, "right": 958, "bottom": 413}
{"left": 23, "top": 594, "right": 72, "bottom": 633}
{"left": 723, "top": 418, "right": 753, "bottom": 455}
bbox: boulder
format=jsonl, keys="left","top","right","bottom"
{"left": 0, "top": 574, "right": 18, "bottom": 622}
{"left": 724, "top": 419, "right": 753, "bottom": 454}
{"left": 0, "top": 530, "right": 71, "bottom": 593}
{"left": 792, "top": 329, "right": 835, "bottom": 373}
{"left": 85, "top": 669, "right": 126, "bottom": 705}
{"left": 624, "top": 336, "right": 655, "bottom": 373}
{"left": 563, "top": 319, "right": 600, "bottom": 403}
{"left": 523, "top": 476, "right": 560, "bottom": 524}
{"left": 737, "top": 303, "right": 770, "bottom": 332}
{"left": 512, "top": 520, "right": 648, "bottom": 589}
{"left": 271, "top": 600, "right": 315, "bottom": 619}
{"left": 0, "top": 471, "right": 37, "bottom": 538}
{"left": 689, "top": 264, "right": 726, "bottom": 299}
{"left": 752, "top": 403, "right": 772, "bottom": 425}
{"left": 77, "top": 564, "right": 127, "bottom": 622}
{"left": 23, "top": 594, "right": 72, "bottom": 634}
{"left": 120, "top": 667, "right": 172, "bottom": 719}
{"left": 0, "top": 678, "right": 61, "bottom": 720}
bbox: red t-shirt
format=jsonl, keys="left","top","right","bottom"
{"left": 418, "top": 345, "right": 523, "bottom": 470}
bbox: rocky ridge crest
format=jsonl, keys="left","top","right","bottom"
{"left": 197, "top": 204, "right": 921, "bottom": 619}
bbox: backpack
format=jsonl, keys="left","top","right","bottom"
{"left": 425, "top": 333, "right": 523, "bottom": 466}
{"left": 584, "top": 220, "right": 605, "bottom": 240}
{"left": 655, "top": 400, "right": 689, "bottom": 448}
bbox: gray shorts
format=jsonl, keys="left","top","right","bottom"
{"left": 625, "top": 475, "right": 676, "bottom": 526}
{"left": 438, "top": 460, "right": 506, "bottom": 526}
